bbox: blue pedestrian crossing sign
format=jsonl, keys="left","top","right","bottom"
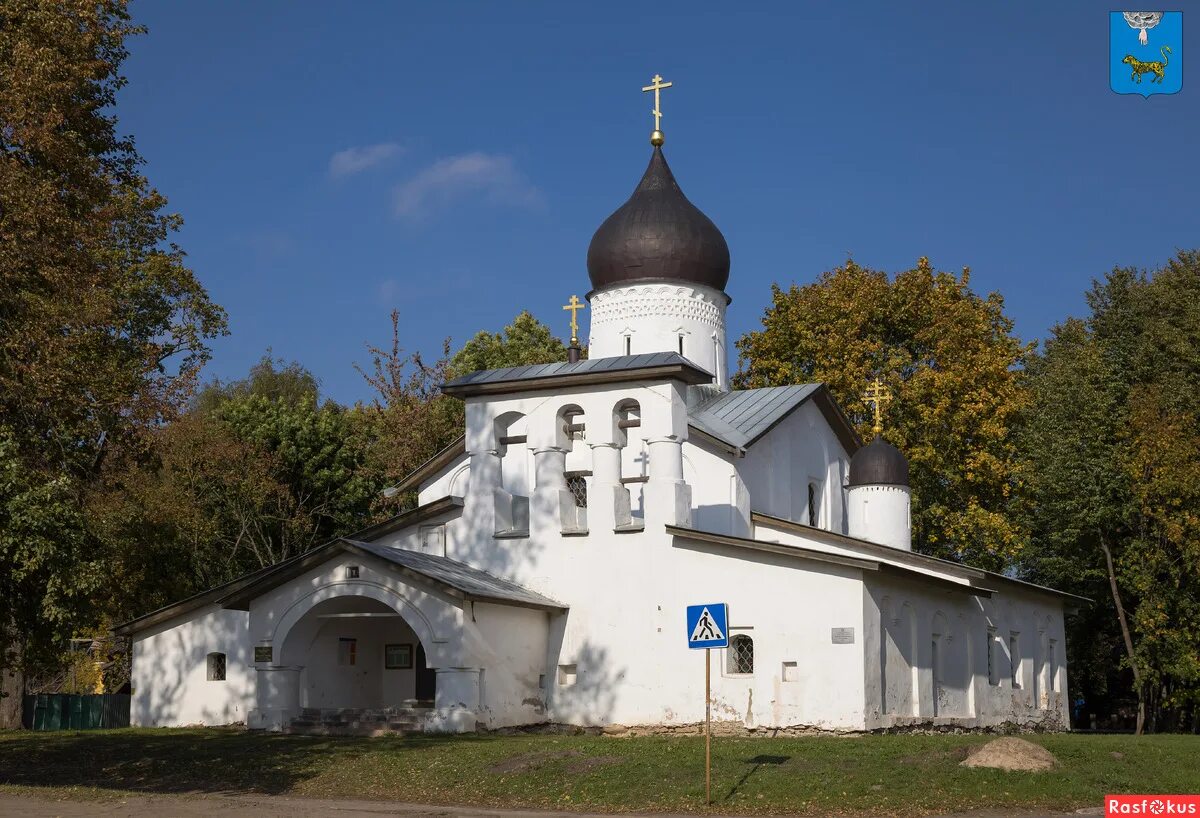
{"left": 686, "top": 603, "right": 728, "bottom": 649}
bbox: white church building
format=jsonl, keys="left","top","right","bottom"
{"left": 116, "top": 111, "right": 1082, "bottom": 735}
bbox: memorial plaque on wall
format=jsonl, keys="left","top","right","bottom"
{"left": 831, "top": 627, "right": 855, "bottom": 644}
{"left": 254, "top": 646, "right": 273, "bottom": 663}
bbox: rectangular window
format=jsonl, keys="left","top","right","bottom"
{"left": 1048, "top": 640, "right": 1058, "bottom": 693}
{"left": 566, "top": 474, "right": 588, "bottom": 508}
{"left": 987, "top": 628, "right": 998, "bottom": 685}
{"left": 1009, "top": 633, "right": 1020, "bottom": 688}
{"left": 782, "top": 661, "right": 800, "bottom": 682}
{"left": 807, "top": 482, "right": 820, "bottom": 527}
{"left": 338, "top": 637, "right": 357, "bottom": 667}
{"left": 624, "top": 336, "right": 631, "bottom": 356}
{"left": 419, "top": 524, "right": 446, "bottom": 554}
{"left": 346, "top": 565, "right": 360, "bottom": 579}
{"left": 557, "top": 664, "right": 577, "bottom": 686}
{"left": 726, "top": 634, "right": 754, "bottom": 675}
{"left": 385, "top": 643, "right": 413, "bottom": 670}
{"left": 206, "top": 652, "right": 226, "bottom": 682}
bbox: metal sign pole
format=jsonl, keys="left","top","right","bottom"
{"left": 686, "top": 602, "right": 726, "bottom": 809}
{"left": 705, "top": 646, "right": 711, "bottom": 805}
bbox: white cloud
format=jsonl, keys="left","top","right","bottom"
{"left": 393, "top": 152, "right": 541, "bottom": 219}
{"left": 377, "top": 278, "right": 401, "bottom": 302}
{"left": 328, "top": 142, "right": 403, "bottom": 179}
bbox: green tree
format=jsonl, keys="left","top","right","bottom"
{"left": 95, "top": 360, "right": 380, "bottom": 618}
{"left": 359, "top": 310, "right": 570, "bottom": 511}
{"left": 449, "top": 310, "right": 571, "bottom": 377}
{"left": 1017, "top": 317, "right": 1138, "bottom": 728}
{"left": 0, "top": 428, "right": 99, "bottom": 679}
{"left": 1019, "top": 251, "right": 1200, "bottom": 733}
{"left": 0, "top": 0, "right": 225, "bottom": 677}
{"left": 357, "top": 313, "right": 465, "bottom": 513}
{"left": 736, "top": 258, "right": 1031, "bottom": 568}
{"left": 0, "top": 1, "right": 226, "bottom": 475}
{"left": 192, "top": 353, "right": 319, "bottom": 413}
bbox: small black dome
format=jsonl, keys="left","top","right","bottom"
{"left": 586, "top": 146, "right": 730, "bottom": 293}
{"left": 848, "top": 436, "right": 909, "bottom": 487}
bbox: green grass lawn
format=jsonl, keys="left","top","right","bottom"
{"left": 0, "top": 728, "right": 1197, "bottom": 815}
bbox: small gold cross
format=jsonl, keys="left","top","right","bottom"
{"left": 642, "top": 73, "right": 673, "bottom": 142}
{"left": 562, "top": 295, "right": 586, "bottom": 345}
{"left": 863, "top": 377, "right": 893, "bottom": 436}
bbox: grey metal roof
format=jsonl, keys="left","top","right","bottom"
{"left": 441, "top": 352, "right": 713, "bottom": 396}
{"left": 344, "top": 540, "right": 566, "bottom": 611}
{"left": 687, "top": 384, "right": 823, "bottom": 450}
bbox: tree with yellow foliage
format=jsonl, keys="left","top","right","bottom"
{"left": 736, "top": 258, "right": 1031, "bottom": 569}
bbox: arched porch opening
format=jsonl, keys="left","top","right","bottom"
{"left": 280, "top": 595, "right": 437, "bottom": 711}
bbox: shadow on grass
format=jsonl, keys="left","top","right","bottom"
{"left": 0, "top": 728, "right": 492, "bottom": 796}
{"left": 722, "top": 754, "right": 790, "bottom": 802}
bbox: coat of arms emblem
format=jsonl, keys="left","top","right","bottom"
{"left": 1111, "top": 11, "right": 1183, "bottom": 96}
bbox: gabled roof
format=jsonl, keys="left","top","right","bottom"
{"left": 218, "top": 538, "right": 566, "bottom": 613}
{"left": 667, "top": 525, "right": 994, "bottom": 598}
{"left": 113, "top": 497, "right": 470, "bottom": 636}
{"left": 440, "top": 352, "right": 713, "bottom": 398}
{"left": 687, "top": 383, "right": 861, "bottom": 454}
{"left": 345, "top": 541, "right": 565, "bottom": 611}
{"left": 394, "top": 438, "right": 468, "bottom": 495}
{"left": 750, "top": 512, "right": 1091, "bottom": 604}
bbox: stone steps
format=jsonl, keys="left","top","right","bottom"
{"left": 288, "top": 706, "right": 433, "bottom": 736}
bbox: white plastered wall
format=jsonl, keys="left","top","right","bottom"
{"left": 862, "top": 576, "right": 1069, "bottom": 729}
{"left": 417, "top": 451, "right": 471, "bottom": 507}
{"left": 738, "top": 402, "right": 851, "bottom": 533}
{"left": 130, "top": 605, "right": 252, "bottom": 727}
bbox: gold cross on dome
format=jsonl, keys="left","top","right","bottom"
{"left": 863, "top": 377, "right": 893, "bottom": 436}
{"left": 562, "top": 295, "right": 586, "bottom": 345}
{"left": 642, "top": 73, "right": 673, "bottom": 134}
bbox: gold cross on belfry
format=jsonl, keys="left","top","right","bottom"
{"left": 642, "top": 73, "right": 673, "bottom": 136}
{"left": 562, "top": 295, "right": 586, "bottom": 345}
{"left": 863, "top": 377, "right": 892, "bottom": 436}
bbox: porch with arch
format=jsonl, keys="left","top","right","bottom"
{"left": 230, "top": 538, "right": 566, "bottom": 733}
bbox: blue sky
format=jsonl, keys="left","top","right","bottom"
{"left": 120, "top": 2, "right": 1199, "bottom": 405}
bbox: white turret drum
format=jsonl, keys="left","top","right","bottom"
{"left": 847, "top": 436, "right": 912, "bottom": 551}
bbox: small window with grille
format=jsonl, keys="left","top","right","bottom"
{"left": 726, "top": 634, "right": 754, "bottom": 675}
{"left": 206, "top": 652, "right": 226, "bottom": 682}
{"left": 566, "top": 474, "right": 588, "bottom": 508}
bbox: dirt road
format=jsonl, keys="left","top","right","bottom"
{"left": 0, "top": 792, "right": 1101, "bottom": 818}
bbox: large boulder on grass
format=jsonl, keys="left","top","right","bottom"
{"left": 960, "top": 738, "right": 1058, "bottom": 772}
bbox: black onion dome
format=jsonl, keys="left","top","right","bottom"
{"left": 587, "top": 146, "right": 730, "bottom": 293}
{"left": 848, "top": 435, "right": 910, "bottom": 487}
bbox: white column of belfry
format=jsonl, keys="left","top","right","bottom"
{"left": 643, "top": 435, "right": 691, "bottom": 529}
{"left": 589, "top": 442, "right": 631, "bottom": 530}
{"left": 531, "top": 445, "right": 574, "bottom": 532}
